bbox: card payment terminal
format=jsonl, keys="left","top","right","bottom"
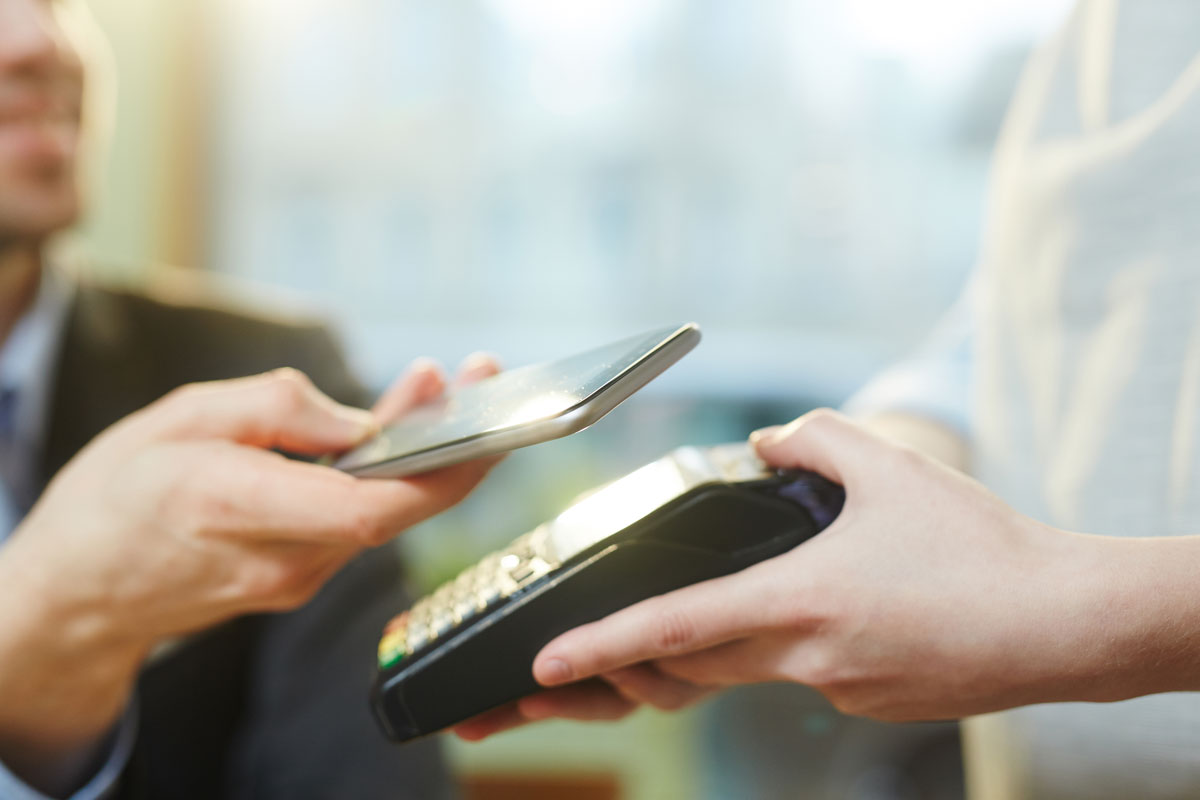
{"left": 371, "top": 444, "right": 845, "bottom": 742}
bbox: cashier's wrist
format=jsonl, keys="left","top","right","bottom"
{"left": 988, "top": 529, "right": 1200, "bottom": 711}
{"left": 0, "top": 546, "right": 144, "bottom": 793}
{"left": 1069, "top": 534, "right": 1200, "bottom": 703}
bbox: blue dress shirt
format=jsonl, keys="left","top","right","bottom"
{"left": 0, "top": 269, "right": 138, "bottom": 800}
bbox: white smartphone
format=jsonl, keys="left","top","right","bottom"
{"left": 334, "top": 323, "right": 701, "bottom": 478}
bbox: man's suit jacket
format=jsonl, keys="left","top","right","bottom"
{"left": 37, "top": 281, "right": 455, "bottom": 800}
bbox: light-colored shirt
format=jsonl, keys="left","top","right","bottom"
{"left": 848, "top": 2, "right": 1200, "bottom": 798}
{"left": 843, "top": 280, "right": 974, "bottom": 436}
{"left": 0, "top": 268, "right": 137, "bottom": 800}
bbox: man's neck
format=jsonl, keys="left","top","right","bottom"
{"left": 0, "top": 243, "right": 43, "bottom": 352}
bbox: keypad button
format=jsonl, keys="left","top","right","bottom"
{"left": 378, "top": 630, "right": 407, "bottom": 669}
{"left": 476, "top": 583, "right": 501, "bottom": 608}
{"left": 379, "top": 521, "right": 568, "bottom": 671}
{"left": 453, "top": 596, "right": 478, "bottom": 623}
{"left": 406, "top": 624, "right": 429, "bottom": 653}
{"left": 409, "top": 599, "right": 431, "bottom": 622}
{"left": 496, "top": 572, "right": 521, "bottom": 598}
{"left": 509, "top": 562, "right": 536, "bottom": 583}
{"left": 430, "top": 611, "right": 454, "bottom": 638}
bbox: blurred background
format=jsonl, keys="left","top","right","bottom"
{"left": 73, "top": 0, "right": 1074, "bottom": 797}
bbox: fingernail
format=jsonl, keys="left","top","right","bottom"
{"left": 411, "top": 356, "right": 438, "bottom": 371}
{"left": 410, "top": 357, "right": 442, "bottom": 383}
{"left": 536, "top": 657, "right": 573, "bottom": 686}
{"left": 452, "top": 725, "right": 485, "bottom": 742}
{"left": 339, "top": 407, "right": 380, "bottom": 439}
{"left": 462, "top": 351, "right": 499, "bottom": 374}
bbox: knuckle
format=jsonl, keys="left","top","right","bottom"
{"left": 163, "top": 381, "right": 203, "bottom": 406}
{"left": 796, "top": 408, "right": 843, "bottom": 439}
{"left": 263, "top": 368, "right": 311, "bottom": 412}
{"left": 155, "top": 382, "right": 207, "bottom": 423}
{"left": 795, "top": 646, "right": 841, "bottom": 691}
{"left": 269, "top": 366, "right": 310, "bottom": 386}
{"left": 347, "top": 510, "right": 390, "bottom": 547}
{"left": 243, "top": 560, "right": 290, "bottom": 598}
{"left": 244, "top": 561, "right": 313, "bottom": 609}
{"left": 802, "top": 407, "right": 839, "bottom": 425}
{"left": 651, "top": 605, "right": 699, "bottom": 654}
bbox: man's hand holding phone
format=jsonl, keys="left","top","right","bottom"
{"left": 0, "top": 355, "right": 499, "bottom": 793}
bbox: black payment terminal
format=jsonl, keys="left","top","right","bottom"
{"left": 371, "top": 444, "right": 845, "bottom": 742}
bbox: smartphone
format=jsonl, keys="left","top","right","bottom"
{"left": 334, "top": 323, "right": 701, "bottom": 478}
{"left": 369, "top": 444, "right": 846, "bottom": 741}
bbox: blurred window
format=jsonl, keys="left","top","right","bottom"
{"left": 208, "top": 0, "right": 1072, "bottom": 404}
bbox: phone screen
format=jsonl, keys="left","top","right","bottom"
{"left": 334, "top": 325, "right": 696, "bottom": 475}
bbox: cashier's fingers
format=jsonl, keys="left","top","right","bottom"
{"left": 372, "top": 358, "right": 447, "bottom": 424}
{"left": 602, "top": 664, "right": 713, "bottom": 711}
{"left": 533, "top": 564, "right": 785, "bottom": 687}
{"left": 518, "top": 680, "right": 638, "bottom": 723}
{"left": 452, "top": 702, "right": 535, "bottom": 742}
{"left": 650, "top": 636, "right": 794, "bottom": 688}
{"left": 453, "top": 681, "right": 638, "bottom": 742}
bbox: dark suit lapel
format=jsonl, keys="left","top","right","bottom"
{"left": 35, "top": 285, "right": 257, "bottom": 800}
{"left": 38, "top": 284, "right": 158, "bottom": 490}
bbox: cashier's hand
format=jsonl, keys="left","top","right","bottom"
{"left": 456, "top": 409, "right": 1109, "bottom": 740}
{"left": 0, "top": 355, "right": 499, "bottom": 793}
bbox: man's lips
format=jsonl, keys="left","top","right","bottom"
{"left": 0, "top": 99, "right": 79, "bottom": 166}
{"left": 0, "top": 89, "right": 81, "bottom": 126}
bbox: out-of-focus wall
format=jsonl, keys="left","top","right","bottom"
{"left": 203, "top": 0, "right": 1072, "bottom": 405}
{"left": 69, "top": 0, "right": 205, "bottom": 279}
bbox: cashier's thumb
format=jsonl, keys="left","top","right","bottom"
{"left": 752, "top": 409, "right": 874, "bottom": 486}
